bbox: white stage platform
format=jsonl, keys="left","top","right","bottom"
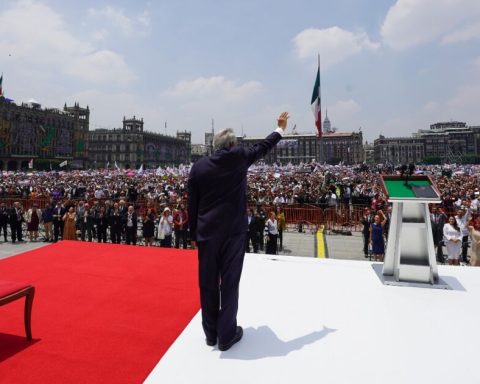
{"left": 145, "top": 254, "right": 480, "bottom": 384}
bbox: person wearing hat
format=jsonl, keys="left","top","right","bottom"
{"left": 188, "top": 111, "right": 289, "bottom": 351}
{"left": 158, "top": 207, "right": 173, "bottom": 247}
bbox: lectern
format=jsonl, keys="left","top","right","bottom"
{"left": 380, "top": 175, "right": 445, "bottom": 286}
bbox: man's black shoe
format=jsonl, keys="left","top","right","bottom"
{"left": 206, "top": 337, "right": 217, "bottom": 346}
{"left": 218, "top": 326, "right": 243, "bottom": 351}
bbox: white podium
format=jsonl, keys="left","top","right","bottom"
{"left": 380, "top": 176, "right": 448, "bottom": 288}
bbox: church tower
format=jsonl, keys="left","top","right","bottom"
{"left": 323, "top": 108, "right": 332, "bottom": 133}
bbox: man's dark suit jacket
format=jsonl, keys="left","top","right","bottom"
{"left": 188, "top": 131, "right": 282, "bottom": 243}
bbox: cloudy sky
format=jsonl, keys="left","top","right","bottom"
{"left": 1, "top": 0, "right": 480, "bottom": 144}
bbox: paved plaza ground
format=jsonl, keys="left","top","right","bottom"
{"left": 0, "top": 230, "right": 366, "bottom": 261}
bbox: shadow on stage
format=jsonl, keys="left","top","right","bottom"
{"left": 220, "top": 325, "right": 336, "bottom": 360}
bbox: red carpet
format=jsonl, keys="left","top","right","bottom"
{"left": 0, "top": 241, "right": 200, "bottom": 384}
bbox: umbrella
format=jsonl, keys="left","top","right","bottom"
{"left": 126, "top": 172, "right": 135, "bottom": 177}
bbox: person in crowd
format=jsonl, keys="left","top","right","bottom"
{"left": 62, "top": 206, "right": 77, "bottom": 240}
{"left": 124, "top": 205, "right": 138, "bottom": 245}
{"left": 83, "top": 203, "right": 96, "bottom": 242}
{"left": 9, "top": 202, "right": 25, "bottom": 243}
{"left": 96, "top": 206, "right": 108, "bottom": 243}
{"left": 142, "top": 208, "right": 156, "bottom": 246}
{"left": 265, "top": 211, "right": 279, "bottom": 255}
{"left": 257, "top": 208, "right": 267, "bottom": 251}
{"left": 276, "top": 206, "right": 286, "bottom": 251}
{"left": 468, "top": 218, "right": 480, "bottom": 266}
{"left": 430, "top": 206, "right": 447, "bottom": 263}
{"left": 361, "top": 207, "right": 374, "bottom": 259}
{"left": 76, "top": 201, "right": 86, "bottom": 241}
{"left": 443, "top": 216, "right": 462, "bottom": 265}
{"left": 52, "top": 201, "right": 66, "bottom": 242}
{"left": 158, "top": 207, "right": 173, "bottom": 247}
{"left": 25, "top": 203, "right": 42, "bottom": 242}
{"left": 173, "top": 204, "right": 189, "bottom": 249}
{"left": 455, "top": 207, "right": 470, "bottom": 264}
{"left": 109, "top": 202, "right": 123, "bottom": 244}
{"left": 0, "top": 202, "right": 9, "bottom": 242}
{"left": 369, "top": 209, "right": 387, "bottom": 262}
{"left": 246, "top": 208, "right": 259, "bottom": 253}
{"left": 188, "top": 111, "right": 289, "bottom": 351}
{"left": 42, "top": 202, "right": 54, "bottom": 242}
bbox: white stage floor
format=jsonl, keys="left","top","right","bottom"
{"left": 145, "top": 254, "right": 480, "bottom": 384}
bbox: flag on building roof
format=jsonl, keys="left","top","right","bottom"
{"left": 311, "top": 61, "right": 322, "bottom": 137}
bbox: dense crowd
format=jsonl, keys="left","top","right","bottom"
{"left": 0, "top": 163, "right": 479, "bottom": 261}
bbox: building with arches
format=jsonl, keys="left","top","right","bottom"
{"left": 0, "top": 96, "right": 88, "bottom": 170}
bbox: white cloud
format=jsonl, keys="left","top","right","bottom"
{"left": 442, "top": 21, "right": 480, "bottom": 45}
{"left": 163, "top": 76, "right": 262, "bottom": 101}
{"left": 87, "top": 6, "right": 151, "bottom": 38}
{"left": 293, "top": 27, "right": 379, "bottom": 68}
{"left": 381, "top": 0, "right": 480, "bottom": 50}
{"left": 0, "top": 1, "right": 135, "bottom": 88}
{"left": 66, "top": 50, "right": 136, "bottom": 86}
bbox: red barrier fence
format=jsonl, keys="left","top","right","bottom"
{"left": 0, "top": 197, "right": 465, "bottom": 232}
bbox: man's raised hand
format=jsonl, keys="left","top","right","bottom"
{"left": 277, "top": 112, "right": 290, "bottom": 131}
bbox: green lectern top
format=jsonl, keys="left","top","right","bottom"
{"left": 380, "top": 175, "right": 441, "bottom": 202}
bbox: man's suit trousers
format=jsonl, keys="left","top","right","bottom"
{"left": 197, "top": 232, "right": 246, "bottom": 345}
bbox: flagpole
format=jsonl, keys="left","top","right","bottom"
{"left": 318, "top": 53, "right": 323, "bottom": 163}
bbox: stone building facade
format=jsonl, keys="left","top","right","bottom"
{"left": 88, "top": 117, "right": 191, "bottom": 169}
{"left": 373, "top": 121, "right": 480, "bottom": 164}
{"left": 0, "top": 97, "right": 88, "bottom": 170}
{"left": 373, "top": 136, "right": 425, "bottom": 165}
{"left": 236, "top": 130, "right": 364, "bottom": 165}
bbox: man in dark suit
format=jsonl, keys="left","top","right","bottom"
{"left": 188, "top": 112, "right": 289, "bottom": 351}
{"left": 361, "top": 207, "right": 374, "bottom": 258}
{"left": 123, "top": 205, "right": 138, "bottom": 245}
{"left": 52, "top": 201, "right": 66, "bottom": 242}
{"left": 9, "top": 202, "right": 24, "bottom": 243}
{"left": 246, "top": 208, "right": 260, "bottom": 253}
{"left": 0, "top": 202, "right": 9, "bottom": 242}
{"left": 430, "top": 206, "right": 447, "bottom": 263}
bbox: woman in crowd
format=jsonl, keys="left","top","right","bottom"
{"left": 25, "top": 203, "right": 42, "bottom": 242}
{"left": 143, "top": 208, "right": 156, "bottom": 246}
{"left": 443, "top": 216, "right": 462, "bottom": 265}
{"left": 468, "top": 218, "right": 480, "bottom": 266}
{"left": 265, "top": 211, "right": 279, "bottom": 255}
{"left": 62, "top": 206, "right": 77, "bottom": 241}
{"left": 158, "top": 207, "right": 173, "bottom": 247}
{"left": 369, "top": 209, "right": 387, "bottom": 262}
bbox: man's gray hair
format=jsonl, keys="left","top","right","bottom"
{"left": 213, "top": 128, "right": 237, "bottom": 150}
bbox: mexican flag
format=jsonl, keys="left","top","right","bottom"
{"left": 311, "top": 65, "right": 322, "bottom": 137}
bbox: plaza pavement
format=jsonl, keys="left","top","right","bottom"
{"left": 0, "top": 231, "right": 367, "bottom": 261}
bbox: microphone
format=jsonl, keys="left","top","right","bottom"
{"left": 408, "top": 163, "right": 415, "bottom": 176}
{"left": 404, "top": 163, "right": 415, "bottom": 188}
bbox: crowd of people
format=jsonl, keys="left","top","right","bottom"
{"left": 0, "top": 162, "right": 479, "bottom": 261}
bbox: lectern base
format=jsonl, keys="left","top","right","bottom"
{"left": 373, "top": 264, "right": 451, "bottom": 290}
